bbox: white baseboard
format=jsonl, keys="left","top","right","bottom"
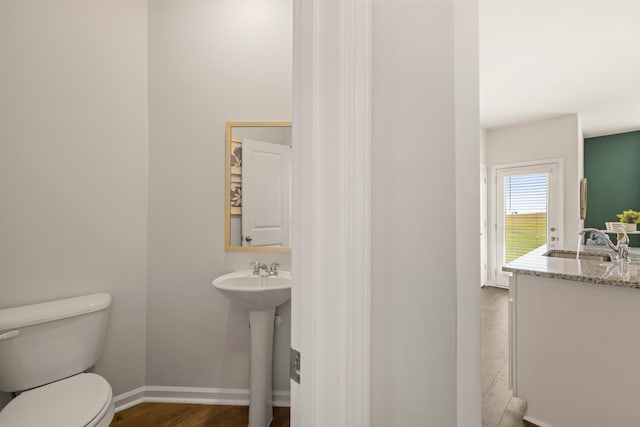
{"left": 145, "top": 386, "right": 250, "bottom": 406}
{"left": 114, "top": 386, "right": 290, "bottom": 413}
{"left": 523, "top": 415, "right": 554, "bottom": 427}
{"left": 483, "top": 282, "right": 509, "bottom": 290}
{"left": 113, "top": 386, "right": 145, "bottom": 412}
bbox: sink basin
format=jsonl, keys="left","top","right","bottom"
{"left": 212, "top": 270, "right": 291, "bottom": 311}
{"left": 544, "top": 250, "right": 612, "bottom": 262}
{"left": 212, "top": 269, "right": 292, "bottom": 427}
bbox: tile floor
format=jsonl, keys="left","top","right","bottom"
{"left": 481, "top": 286, "right": 531, "bottom": 427}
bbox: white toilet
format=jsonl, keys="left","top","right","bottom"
{"left": 0, "top": 293, "right": 114, "bottom": 427}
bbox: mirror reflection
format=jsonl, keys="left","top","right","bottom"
{"left": 225, "top": 122, "right": 292, "bottom": 252}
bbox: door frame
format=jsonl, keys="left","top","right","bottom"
{"left": 291, "top": 1, "right": 481, "bottom": 425}
{"left": 490, "top": 158, "right": 564, "bottom": 287}
{"left": 291, "top": 1, "right": 372, "bottom": 425}
{"left": 480, "top": 164, "right": 488, "bottom": 286}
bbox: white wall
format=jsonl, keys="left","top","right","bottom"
{"left": 371, "top": 1, "right": 460, "bottom": 424}
{"left": 146, "top": 0, "right": 292, "bottom": 393}
{"left": 486, "top": 114, "right": 582, "bottom": 282}
{"left": 577, "top": 115, "right": 585, "bottom": 231}
{"left": 0, "top": 0, "right": 148, "bottom": 401}
{"left": 455, "top": 2, "right": 482, "bottom": 425}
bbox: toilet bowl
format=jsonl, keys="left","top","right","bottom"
{"left": 0, "top": 294, "right": 114, "bottom": 427}
{"left": 0, "top": 373, "right": 114, "bottom": 427}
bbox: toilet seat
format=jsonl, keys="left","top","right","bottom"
{"left": 0, "top": 373, "right": 113, "bottom": 427}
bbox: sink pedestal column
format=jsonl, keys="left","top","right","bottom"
{"left": 248, "top": 307, "right": 276, "bottom": 427}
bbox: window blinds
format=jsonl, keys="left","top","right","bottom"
{"left": 504, "top": 173, "right": 548, "bottom": 263}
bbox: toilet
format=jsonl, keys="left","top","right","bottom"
{"left": 0, "top": 293, "right": 114, "bottom": 427}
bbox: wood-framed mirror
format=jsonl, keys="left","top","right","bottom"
{"left": 225, "top": 121, "right": 292, "bottom": 252}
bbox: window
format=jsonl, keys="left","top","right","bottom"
{"left": 494, "top": 161, "right": 559, "bottom": 287}
{"left": 503, "top": 173, "right": 548, "bottom": 263}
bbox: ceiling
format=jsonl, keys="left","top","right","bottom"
{"left": 480, "top": 1, "right": 640, "bottom": 137}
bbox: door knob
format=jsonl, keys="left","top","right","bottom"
{"left": 550, "top": 237, "right": 557, "bottom": 241}
{"left": 550, "top": 227, "right": 556, "bottom": 232}
{"left": 245, "top": 236, "right": 253, "bottom": 242}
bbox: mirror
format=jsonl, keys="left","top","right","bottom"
{"left": 225, "top": 121, "right": 292, "bottom": 252}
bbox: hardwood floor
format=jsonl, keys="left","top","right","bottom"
{"left": 481, "top": 286, "right": 530, "bottom": 427}
{"left": 110, "top": 403, "right": 290, "bottom": 427}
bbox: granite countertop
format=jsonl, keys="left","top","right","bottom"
{"left": 502, "top": 244, "right": 640, "bottom": 288}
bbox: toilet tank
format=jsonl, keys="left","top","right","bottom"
{"left": 0, "top": 293, "right": 111, "bottom": 392}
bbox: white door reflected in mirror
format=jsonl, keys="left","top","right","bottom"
{"left": 242, "top": 139, "right": 291, "bottom": 248}
{"left": 225, "top": 122, "right": 292, "bottom": 253}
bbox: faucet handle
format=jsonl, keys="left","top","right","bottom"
{"left": 269, "top": 262, "right": 280, "bottom": 275}
{"left": 618, "top": 229, "right": 630, "bottom": 245}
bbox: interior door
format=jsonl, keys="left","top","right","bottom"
{"left": 241, "top": 138, "right": 292, "bottom": 247}
{"left": 495, "top": 162, "right": 559, "bottom": 287}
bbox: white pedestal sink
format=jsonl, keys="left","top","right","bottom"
{"left": 212, "top": 270, "right": 291, "bottom": 427}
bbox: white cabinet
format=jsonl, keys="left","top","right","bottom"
{"left": 510, "top": 273, "right": 640, "bottom": 427}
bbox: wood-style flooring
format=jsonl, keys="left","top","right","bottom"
{"left": 110, "top": 403, "right": 289, "bottom": 427}
{"left": 481, "top": 286, "right": 534, "bottom": 427}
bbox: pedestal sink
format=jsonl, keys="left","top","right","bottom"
{"left": 212, "top": 270, "right": 291, "bottom": 427}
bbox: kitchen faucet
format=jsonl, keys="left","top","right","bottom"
{"left": 578, "top": 228, "right": 629, "bottom": 261}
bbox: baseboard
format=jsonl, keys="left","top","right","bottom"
{"left": 523, "top": 415, "right": 554, "bottom": 427}
{"left": 145, "top": 386, "right": 249, "bottom": 406}
{"left": 483, "top": 282, "right": 509, "bottom": 290}
{"left": 113, "top": 386, "right": 291, "bottom": 412}
{"left": 271, "top": 390, "right": 290, "bottom": 407}
{"left": 113, "top": 386, "right": 145, "bottom": 412}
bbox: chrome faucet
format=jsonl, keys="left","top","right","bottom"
{"left": 578, "top": 228, "right": 629, "bottom": 261}
{"left": 251, "top": 262, "right": 269, "bottom": 276}
{"left": 268, "top": 262, "right": 280, "bottom": 276}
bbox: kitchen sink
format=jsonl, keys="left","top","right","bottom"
{"left": 544, "top": 250, "right": 612, "bottom": 262}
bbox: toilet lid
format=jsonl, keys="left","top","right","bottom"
{"left": 0, "top": 373, "right": 112, "bottom": 427}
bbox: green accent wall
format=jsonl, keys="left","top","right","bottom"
{"left": 584, "top": 130, "right": 640, "bottom": 246}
